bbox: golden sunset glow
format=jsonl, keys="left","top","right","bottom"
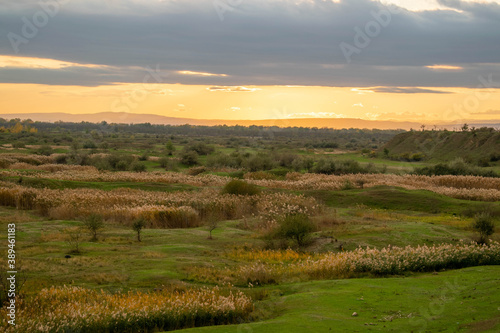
{"left": 1, "top": 83, "right": 499, "bottom": 125}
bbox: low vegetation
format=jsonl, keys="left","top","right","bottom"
{"left": 0, "top": 120, "right": 499, "bottom": 332}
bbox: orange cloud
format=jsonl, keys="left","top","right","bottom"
{"left": 0, "top": 55, "right": 111, "bottom": 70}
{"left": 178, "top": 70, "right": 228, "bottom": 77}
{"left": 425, "top": 64, "right": 463, "bottom": 70}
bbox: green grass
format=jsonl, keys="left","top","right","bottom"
{"left": 174, "top": 266, "right": 500, "bottom": 333}
{"left": 307, "top": 185, "right": 489, "bottom": 215}
{"left": 1, "top": 171, "right": 499, "bottom": 332}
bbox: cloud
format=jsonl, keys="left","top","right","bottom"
{"left": 287, "top": 112, "right": 347, "bottom": 118}
{"left": 0, "top": 0, "right": 499, "bottom": 87}
{"left": 207, "top": 86, "right": 261, "bottom": 92}
{"left": 178, "top": 70, "right": 228, "bottom": 77}
{"left": 425, "top": 64, "right": 463, "bottom": 70}
{"left": 359, "top": 87, "right": 453, "bottom": 94}
{"left": 352, "top": 103, "right": 365, "bottom": 107}
{"left": 470, "top": 109, "right": 500, "bottom": 116}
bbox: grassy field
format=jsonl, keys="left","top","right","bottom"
{"left": 0, "top": 126, "right": 499, "bottom": 332}
{"left": 176, "top": 266, "right": 500, "bottom": 333}
{"left": 1, "top": 176, "right": 498, "bottom": 331}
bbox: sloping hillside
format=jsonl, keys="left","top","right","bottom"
{"left": 382, "top": 128, "right": 500, "bottom": 163}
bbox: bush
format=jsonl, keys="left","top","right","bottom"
{"left": 312, "top": 158, "right": 336, "bottom": 174}
{"left": 186, "top": 166, "right": 206, "bottom": 176}
{"left": 83, "top": 214, "right": 104, "bottom": 241}
{"left": 221, "top": 179, "right": 260, "bottom": 196}
{"left": 158, "top": 156, "right": 169, "bottom": 168}
{"left": 415, "top": 158, "right": 498, "bottom": 177}
{"left": 82, "top": 140, "right": 97, "bottom": 149}
{"left": 184, "top": 142, "right": 214, "bottom": 156}
{"left": 274, "top": 213, "right": 315, "bottom": 247}
{"left": 12, "top": 142, "right": 26, "bottom": 149}
{"left": 244, "top": 153, "right": 275, "bottom": 171}
{"left": 181, "top": 151, "right": 199, "bottom": 166}
{"left": 130, "top": 162, "right": 147, "bottom": 172}
{"left": 132, "top": 217, "right": 147, "bottom": 242}
{"left": 54, "top": 154, "right": 68, "bottom": 164}
{"left": 36, "top": 145, "right": 53, "bottom": 156}
{"left": 472, "top": 213, "right": 495, "bottom": 244}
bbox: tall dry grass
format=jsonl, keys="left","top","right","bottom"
{"left": 1, "top": 169, "right": 498, "bottom": 201}
{"left": 192, "top": 241, "right": 500, "bottom": 285}
{"left": 0, "top": 285, "right": 253, "bottom": 333}
{"left": 0, "top": 182, "right": 321, "bottom": 228}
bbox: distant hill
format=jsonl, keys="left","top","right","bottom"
{"left": 0, "top": 112, "right": 421, "bottom": 130}
{"left": 382, "top": 129, "right": 500, "bottom": 163}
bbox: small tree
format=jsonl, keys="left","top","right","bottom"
{"left": 472, "top": 212, "right": 495, "bottom": 244}
{"left": 65, "top": 226, "right": 84, "bottom": 253}
{"left": 132, "top": 218, "right": 147, "bottom": 242}
{"left": 84, "top": 214, "right": 104, "bottom": 241}
{"left": 206, "top": 211, "right": 222, "bottom": 239}
{"left": 166, "top": 141, "right": 176, "bottom": 156}
{"left": 276, "top": 213, "right": 315, "bottom": 247}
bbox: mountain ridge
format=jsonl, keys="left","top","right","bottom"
{"left": 1, "top": 112, "right": 499, "bottom": 130}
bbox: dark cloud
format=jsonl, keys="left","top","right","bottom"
{"left": 0, "top": 0, "right": 499, "bottom": 87}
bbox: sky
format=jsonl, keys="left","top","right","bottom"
{"left": 0, "top": 0, "right": 500, "bottom": 125}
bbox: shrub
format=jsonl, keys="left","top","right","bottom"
{"left": 12, "top": 142, "right": 26, "bottom": 149}
{"left": 186, "top": 166, "right": 206, "bottom": 176}
{"left": 415, "top": 158, "right": 498, "bottom": 178}
{"left": 130, "top": 162, "right": 147, "bottom": 172}
{"left": 158, "top": 156, "right": 169, "bottom": 168}
{"left": 273, "top": 213, "right": 315, "bottom": 247}
{"left": 181, "top": 151, "right": 199, "bottom": 166}
{"left": 184, "top": 142, "right": 214, "bottom": 156}
{"left": 83, "top": 140, "right": 97, "bottom": 149}
{"left": 312, "top": 158, "right": 336, "bottom": 174}
{"left": 132, "top": 217, "right": 147, "bottom": 242}
{"left": 472, "top": 213, "right": 496, "bottom": 244}
{"left": 36, "top": 145, "right": 53, "bottom": 156}
{"left": 221, "top": 180, "right": 260, "bottom": 196}
{"left": 244, "top": 153, "right": 275, "bottom": 171}
{"left": 64, "top": 226, "right": 84, "bottom": 254}
{"left": 83, "top": 214, "right": 104, "bottom": 241}
{"left": 54, "top": 154, "right": 68, "bottom": 164}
